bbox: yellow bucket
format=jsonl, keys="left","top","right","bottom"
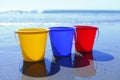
{"left": 15, "top": 28, "right": 49, "bottom": 62}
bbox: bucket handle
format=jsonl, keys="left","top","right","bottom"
{"left": 14, "top": 32, "right": 20, "bottom": 44}
{"left": 96, "top": 28, "right": 99, "bottom": 41}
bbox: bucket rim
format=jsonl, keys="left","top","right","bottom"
{"left": 74, "top": 25, "right": 98, "bottom": 30}
{"left": 49, "top": 27, "right": 74, "bottom": 31}
{"left": 15, "top": 28, "right": 49, "bottom": 34}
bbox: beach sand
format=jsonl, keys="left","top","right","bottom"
{"left": 0, "top": 22, "right": 120, "bottom": 80}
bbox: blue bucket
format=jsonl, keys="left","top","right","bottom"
{"left": 49, "top": 27, "right": 74, "bottom": 56}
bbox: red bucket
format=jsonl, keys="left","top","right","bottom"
{"left": 74, "top": 25, "right": 98, "bottom": 52}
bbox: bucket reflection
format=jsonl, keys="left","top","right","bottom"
{"left": 21, "top": 59, "right": 60, "bottom": 79}
{"left": 48, "top": 67, "right": 75, "bottom": 80}
{"left": 54, "top": 51, "right": 96, "bottom": 78}
{"left": 49, "top": 56, "right": 75, "bottom": 80}
{"left": 74, "top": 51, "right": 96, "bottom": 77}
{"left": 54, "top": 55, "right": 73, "bottom": 67}
{"left": 22, "top": 60, "right": 47, "bottom": 77}
{"left": 54, "top": 51, "right": 94, "bottom": 68}
{"left": 73, "top": 51, "right": 94, "bottom": 67}
{"left": 73, "top": 54, "right": 90, "bottom": 68}
{"left": 74, "top": 60, "right": 96, "bottom": 78}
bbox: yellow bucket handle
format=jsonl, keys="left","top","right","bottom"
{"left": 14, "top": 32, "right": 20, "bottom": 45}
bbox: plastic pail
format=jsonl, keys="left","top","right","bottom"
{"left": 49, "top": 27, "right": 74, "bottom": 56}
{"left": 74, "top": 25, "right": 98, "bottom": 52}
{"left": 15, "top": 28, "right": 49, "bottom": 62}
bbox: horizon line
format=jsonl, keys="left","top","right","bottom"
{"left": 0, "top": 9, "right": 120, "bottom": 13}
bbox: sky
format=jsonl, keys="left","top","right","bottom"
{"left": 0, "top": 0, "right": 120, "bottom": 12}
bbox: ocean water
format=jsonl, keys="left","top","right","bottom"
{"left": 0, "top": 12, "right": 120, "bottom": 26}
{"left": 0, "top": 12, "right": 120, "bottom": 80}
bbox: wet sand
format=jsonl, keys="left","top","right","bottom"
{"left": 0, "top": 23, "right": 120, "bottom": 80}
